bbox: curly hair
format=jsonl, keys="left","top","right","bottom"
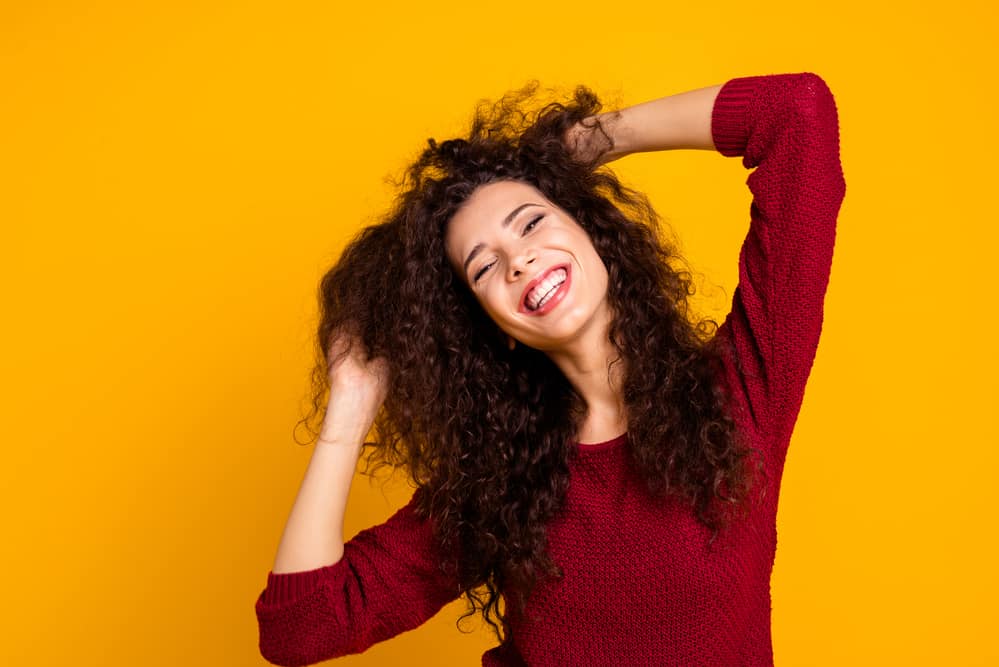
{"left": 298, "top": 81, "right": 764, "bottom": 642}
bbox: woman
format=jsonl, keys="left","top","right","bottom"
{"left": 255, "top": 71, "right": 846, "bottom": 666}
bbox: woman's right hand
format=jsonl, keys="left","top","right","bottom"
{"left": 319, "top": 331, "right": 390, "bottom": 446}
{"left": 271, "top": 330, "right": 389, "bottom": 574}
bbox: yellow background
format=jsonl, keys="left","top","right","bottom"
{"left": 2, "top": 1, "right": 996, "bottom": 665}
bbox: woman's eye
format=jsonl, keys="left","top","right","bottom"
{"left": 524, "top": 214, "right": 544, "bottom": 234}
{"left": 474, "top": 260, "right": 495, "bottom": 283}
{"left": 471, "top": 215, "right": 542, "bottom": 284}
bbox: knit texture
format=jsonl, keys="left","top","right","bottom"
{"left": 255, "top": 71, "right": 846, "bottom": 666}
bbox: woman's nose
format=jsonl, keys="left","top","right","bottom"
{"left": 507, "top": 250, "right": 537, "bottom": 281}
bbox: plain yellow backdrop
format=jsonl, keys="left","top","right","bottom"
{"left": 2, "top": 1, "right": 996, "bottom": 665}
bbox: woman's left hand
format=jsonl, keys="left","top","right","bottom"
{"left": 563, "top": 111, "right": 627, "bottom": 167}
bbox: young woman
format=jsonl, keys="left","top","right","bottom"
{"left": 255, "top": 71, "right": 846, "bottom": 666}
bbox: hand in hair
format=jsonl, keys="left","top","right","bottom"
{"left": 319, "top": 330, "right": 390, "bottom": 447}
{"left": 563, "top": 109, "right": 625, "bottom": 168}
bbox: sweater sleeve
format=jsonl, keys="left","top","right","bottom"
{"left": 255, "top": 488, "right": 462, "bottom": 666}
{"left": 710, "top": 72, "right": 846, "bottom": 463}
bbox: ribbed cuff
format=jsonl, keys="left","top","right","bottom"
{"left": 257, "top": 563, "right": 339, "bottom": 607}
{"left": 711, "top": 76, "right": 763, "bottom": 157}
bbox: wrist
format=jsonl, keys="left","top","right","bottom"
{"left": 318, "top": 401, "right": 378, "bottom": 447}
{"left": 601, "top": 109, "right": 635, "bottom": 160}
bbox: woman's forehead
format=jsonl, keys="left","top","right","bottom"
{"left": 445, "top": 180, "right": 546, "bottom": 259}
{"left": 449, "top": 181, "right": 548, "bottom": 235}
{"left": 462, "top": 180, "right": 544, "bottom": 218}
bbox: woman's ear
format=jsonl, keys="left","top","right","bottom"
{"left": 507, "top": 334, "right": 517, "bottom": 351}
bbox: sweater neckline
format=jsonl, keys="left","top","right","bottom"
{"left": 574, "top": 432, "right": 628, "bottom": 452}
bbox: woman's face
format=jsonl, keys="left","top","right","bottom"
{"left": 444, "top": 179, "right": 611, "bottom": 352}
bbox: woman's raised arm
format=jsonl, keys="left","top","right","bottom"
{"left": 270, "top": 334, "right": 388, "bottom": 574}
{"left": 565, "top": 81, "right": 724, "bottom": 163}
{"left": 570, "top": 72, "right": 847, "bottom": 464}
{"left": 257, "top": 334, "right": 462, "bottom": 665}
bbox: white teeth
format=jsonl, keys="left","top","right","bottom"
{"left": 526, "top": 268, "right": 567, "bottom": 310}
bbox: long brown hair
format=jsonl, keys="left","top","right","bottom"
{"left": 300, "top": 82, "right": 762, "bottom": 641}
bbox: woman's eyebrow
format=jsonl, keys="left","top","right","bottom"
{"left": 462, "top": 202, "right": 544, "bottom": 275}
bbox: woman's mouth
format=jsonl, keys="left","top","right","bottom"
{"left": 519, "top": 264, "right": 571, "bottom": 315}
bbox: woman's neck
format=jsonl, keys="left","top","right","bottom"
{"left": 545, "top": 321, "right": 628, "bottom": 443}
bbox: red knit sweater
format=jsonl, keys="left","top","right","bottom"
{"left": 256, "top": 72, "right": 846, "bottom": 666}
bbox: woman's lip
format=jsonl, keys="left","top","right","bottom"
{"left": 518, "top": 264, "right": 571, "bottom": 315}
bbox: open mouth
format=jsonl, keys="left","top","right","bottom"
{"left": 520, "top": 264, "right": 570, "bottom": 314}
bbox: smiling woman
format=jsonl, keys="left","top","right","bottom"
{"left": 444, "top": 179, "right": 612, "bottom": 355}
{"left": 255, "top": 73, "right": 846, "bottom": 666}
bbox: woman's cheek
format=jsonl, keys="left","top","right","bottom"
{"left": 483, "top": 284, "right": 510, "bottom": 320}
